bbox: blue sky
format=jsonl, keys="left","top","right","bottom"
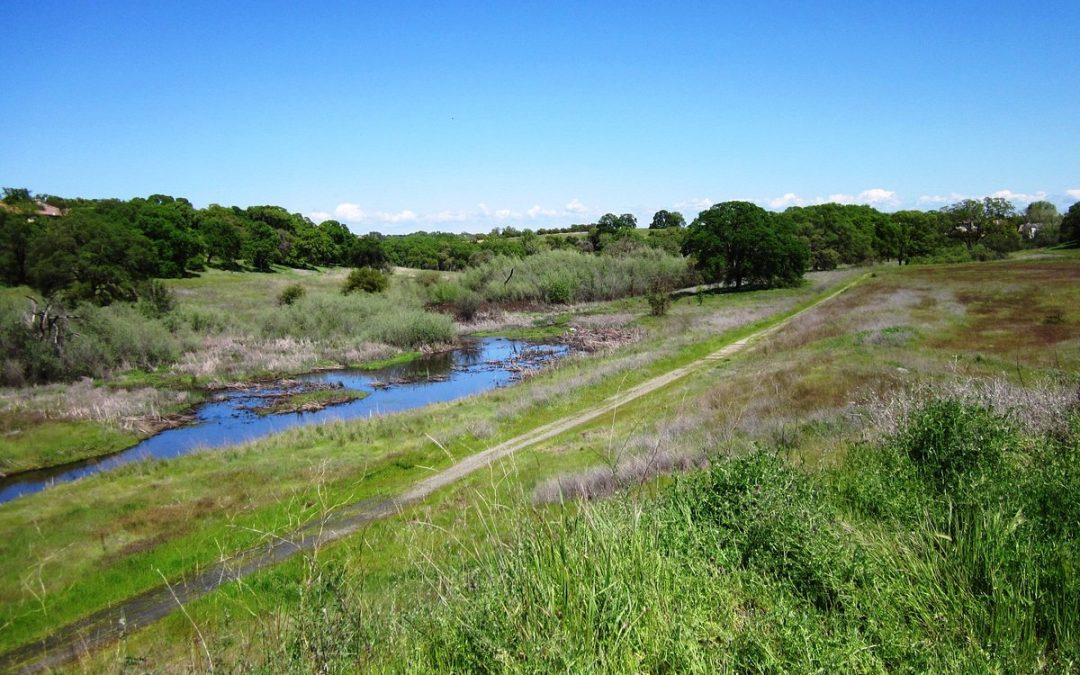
{"left": 2, "top": 0, "right": 1078, "bottom": 233}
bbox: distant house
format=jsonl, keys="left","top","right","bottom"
{"left": 1018, "top": 222, "right": 1040, "bottom": 240}
{"left": 34, "top": 201, "right": 64, "bottom": 217}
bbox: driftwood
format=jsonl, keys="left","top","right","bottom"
{"left": 25, "top": 297, "right": 78, "bottom": 357}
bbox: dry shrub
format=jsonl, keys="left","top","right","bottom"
{"left": 533, "top": 448, "right": 709, "bottom": 504}
{"left": 857, "top": 376, "right": 1079, "bottom": 440}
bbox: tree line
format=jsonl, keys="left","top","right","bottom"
{"left": 2, "top": 187, "right": 1077, "bottom": 305}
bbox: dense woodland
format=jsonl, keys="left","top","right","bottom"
{"left": 1, "top": 187, "right": 1076, "bottom": 307}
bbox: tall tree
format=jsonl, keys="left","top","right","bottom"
{"left": 943, "top": 197, "right": 1020, "bottom": 253}
{"left": 589, "top": 213, "right": 637, "bottom": 250}
{"left": 1061, "top": 202, "right": 1080, "bottom": 246}
{"left": 27, "top": 209, "right": 155, "bottom": 303}
{"left": 649, "top": 210, "right": 686, "bottom": 229}
{"left": 683, "top": 201, "right": 808, "bottom": 289}
{"left": 1024, "top": 201, "right": 1062, "bottom": 246}
{"left": 878, "top": 210, "right": 942, "bottom": 265}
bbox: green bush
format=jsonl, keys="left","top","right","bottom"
{"left": 260, "top": 293, "right": 454, "bottom": 349}
{"left": 0, "top": 298, "right": 183, "bottom": 383}
{"left": 462, "top": 249, "right": 691, "bottom": 306}
{"left": 540, "top": 277, "right": 574, "bottom": 304}
{"left": 136, "top": 279, "right": 176, "bottom": 317}
{"left": 277, "top": 283, "right": 306, "bottom": 306}
{"left": 451, "top": 291, "right": 483, "bottom": 321}
{"left": 342, "top": 267, "right": 389, "bottom": 294}
{"left": 428, "top": 281, "right": 465, "bottom": 305}
{"left": 898, "top": 399, "right": 1013, "bottom": 494}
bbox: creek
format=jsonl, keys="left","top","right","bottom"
{"left": 0, "top": 337, "right": 567, "bottom": 504}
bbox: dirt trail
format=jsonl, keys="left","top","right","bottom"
{"left": 0, "top": 275, "right": 863, "bottom": 674}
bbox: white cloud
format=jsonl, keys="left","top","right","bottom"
{"left": 334, "top": 202, "right": 366, "bottom": 221}
{"left": 307, "top": 210, "right": 332, "bottom": 223}
{"left": 823, "top": 188, "right": 900, "bottom": 208}
{"left": 768, "top": 193, "right": 806, "bottom": 209}
{"left": 378, "top": 209, "right": 418, "bottom": 223}
{"left": 564, "top": 198, "right": 589, "bottom": 215}
{"left": 675, "top": 197, "right": 714, "bottom": 211}
{"left": 430, "top": 210, "right": 468, "bottom": 222}
{"left": 526, "top": 204, "right": 558, "bottom": 219}
{"left": 858, "top": 188, "right": 901, "bottom": 207}
{"left": 989, "top": 189, "right": 1047, "bottom": 203}
{"left": 918, "top": 194, "right": 949, "bottom": 205}
{"left": 1066, "top": 189, "right": 1080, "bottom": 200}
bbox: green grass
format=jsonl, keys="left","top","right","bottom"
{"left": 471, "top": 313, "right": 571, "bottom": 340}
{"left": 0, "top": 271, "right": 859, "bottom": 657}
{"left": 0, "top": 418, "right": 140, "bottom": 475}
{"left": 6, "top": 256, "right": 1080, "bottom": 671}
{"left": 336, "top": 404, "right": 1079, "bottom": 672}
{"left": 356, "top": 351, "right": 422, "bottom": 370}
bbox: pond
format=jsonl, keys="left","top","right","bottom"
{"left": 0, "top": 338, "right": 568, "bottom": 505}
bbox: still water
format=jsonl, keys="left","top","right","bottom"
{"left": 0, "top": 338, "right": 567, "bottom": 504}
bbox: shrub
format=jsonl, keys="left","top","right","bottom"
{"left": 898, "top": 399, "right": 1013, "bottom": 494}
{"left": 342, "top": 267, "right": 388, "bottom": 294}
{"left": 260, "top": 294, "right": 455, "bottom": 349}
{"left": 462, "top": 250, "right": 691, "bottom": 306}
{"left": 540, "top": 277, "right": 573, "bottom": 304}
{"left": 371, "top": 310, "right": 455, "bottom": 348}
{"left": 136, "top": 279, "right": 176, "bottom": 317}
{"left": 0, "top": 298, "right": 183, "bottom": 383}
{"left": 428, "top": 281, "right": 465, "bottom": 305}
{"left": 451, "top": 291, "right": 483, "bottom": 321}
{"left": 645, "top": 277, "right": 673, "bottom": 316}
{"left": 277, "top": 283, "right": 306, "bottom": 306}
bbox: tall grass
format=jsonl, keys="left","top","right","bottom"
{"left": 268, "top": 400, "right": 1079, "bottom": 672}
{"left": 458, "top": 249, "right": 693, "bottom": 305}
{"left": 259, "top": 293, "right": 454, "bottom": 349}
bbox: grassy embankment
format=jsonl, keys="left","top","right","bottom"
{"left": 0, "top": 267, "right": 854, "bottom": 660}
{"left": 61, "top": 252, "right": 1080, "bottom": 672}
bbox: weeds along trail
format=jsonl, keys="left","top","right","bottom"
{"left": 0, "top": 274, "right": 865, "bottom": 674}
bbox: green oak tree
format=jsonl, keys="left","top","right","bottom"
{"left": 649, "top": 209, "right": 686, "bottom": 229}
{"left": 1060, "top": 202, "right": 1080, "bottom": 246}
{"left": 683, "top": 201, "right": 808, "bottom": 289}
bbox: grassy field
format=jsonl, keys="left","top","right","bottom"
{"left": 2, "top": 252, "right": 1078, "bottom": 671}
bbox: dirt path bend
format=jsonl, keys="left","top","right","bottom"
{"left": 0, "top": 275, "right": 863, "bottom": 674}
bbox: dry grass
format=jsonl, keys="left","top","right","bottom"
{"left": 173, "top": 335, "right": 397, "bottom": 384}
{"left": 855, "top": 376, "right": 1080, "bottom": 440}
{"left": 0, "top": 380, "right": 194, "bottom": 433}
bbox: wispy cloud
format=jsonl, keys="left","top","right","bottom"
{"left": 564, "top": 198, "right": 589, "bottom": 215}
{"left": 334, "top": 202, "right": 365, "bottom": 221}
{"left": 768, "top": 193, "right": 806, "bottom": 209}
{"left": 989, "top": 189, "right": 1047, "bottom": 203}
{"left": 916, "top": 193, "right": 964, "bottom": 206}
{"left": 321, "top": 199, "right": 587, "bottom": 231}
{"left": 675, "top": 197, "right": 713, "bottom": 211}
{"left": 527, "top": 204, "right": 558, "bottom": 218}
{"left": 825, "top": 188, "right": 900, "bottom": 207}
{"left": 1067, "top": 189, "right": 1080, "bottom": 200}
